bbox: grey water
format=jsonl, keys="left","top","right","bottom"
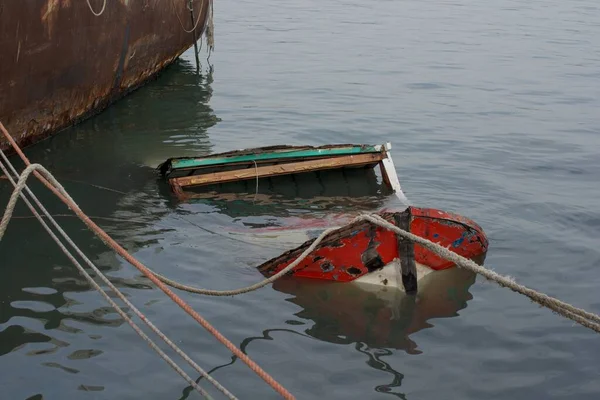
{"left": 1, "top": 0, "right": 600, "bottom": 398}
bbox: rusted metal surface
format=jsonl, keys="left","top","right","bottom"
{"left": 0, "top": 0, "right": 210, "bottom": 151}
{"left": 257, "top": 206, "right": 489, "bottom": 282}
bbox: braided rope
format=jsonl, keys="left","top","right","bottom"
{"left": 136, "top": 214, "right": 600, "bottom": 334}
{"left": 149, "top": 227, "right": 338, "bottom": 295}
{"left": 2, "top": 120, "right": 599, "bottom": 400}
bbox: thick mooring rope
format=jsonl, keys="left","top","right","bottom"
{"left": 0, "top": 123, "right": 295, "bottom": 399}
{"left": 150, "top": 227, "right": 338, "bottom": 296}
{"left": 0, "top": 158, "right": 237, "bottom": 399}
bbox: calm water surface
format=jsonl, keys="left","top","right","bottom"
{"left": 2, "top": 0, "right": 600, "bottom": 398}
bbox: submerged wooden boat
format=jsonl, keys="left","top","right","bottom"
{"left": 159, "top": 142, "right": 405, "bottom": 198}
{"left": 0, "top": 0, "right": 212, "bottom": 151}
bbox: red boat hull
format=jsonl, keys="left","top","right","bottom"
{"left": 257, "top": 206, "right": 488, "bottom": 283}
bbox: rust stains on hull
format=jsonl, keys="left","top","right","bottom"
{"left": 0, "top": 0, "right": 211, "bottom": 151}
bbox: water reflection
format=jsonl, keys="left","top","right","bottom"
{"left": 179, "top": 267, "right": 477, "bottom": 399}
{"left": 274, "top": 267, "right": 476, "bottom": 353}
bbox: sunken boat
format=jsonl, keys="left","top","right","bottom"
{"left": 158, "top": 142, "right": 489, "bottom": 294}
{"left": 0, "top": 0, "right": 213, "bottom": 151}
{"left": 158, "top": 142, "right": 404, "bottom": 198}
{"left": 255, "top": 206, "right": 488, "bottom": 293}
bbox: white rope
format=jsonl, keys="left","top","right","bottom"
{"left": 173, "top": 0, "right": 205, "bottom": 33}
{"left": 0, "top": 164, "right": 72, "bottom": 240}
{"left": 149, "top": 227, "right": 338, "bottom": 296}
{"left": 86, "top": 0, "right": 107, "bottom": 16}
{"left": 0, "top": 160, "right": 237, "bottom": 399}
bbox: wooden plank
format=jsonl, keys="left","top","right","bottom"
{"left": 169, "top": 145, "right": 381, "bottom": 170}
{"left": 171, "top": 153, "right": 385, "bottom": 189}
{"left": 169, "top": 155, "right": 356, "bottom": 178}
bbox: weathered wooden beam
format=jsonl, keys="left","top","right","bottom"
{"left": 170, "top": 153, "right": 385, "bottom": 189}
{"left": 394, "top": 209, "right": 418, "bottom": 295}
{"left": 168, "top": 145, "right": 382, "bottom": 171}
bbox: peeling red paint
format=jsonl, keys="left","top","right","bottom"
{"left": 257, "top": 206, "right": 489, "bottom": 282}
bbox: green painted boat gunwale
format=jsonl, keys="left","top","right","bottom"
{"left": 169, "top": 145, "right": 383, "bottom": 170}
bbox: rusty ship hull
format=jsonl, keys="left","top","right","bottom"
{"left": 0, "top": 0, "right": 211, "bottom": 151}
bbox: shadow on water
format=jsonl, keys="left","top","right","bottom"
{"left": 0, "top": 59, "right": 219, "bottom": 361}
{"left": 179, "top": 267, "right": 477, "bottom": 399}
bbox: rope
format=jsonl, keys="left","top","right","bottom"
{"left": 56, "top": 176, "right": 127, "bottom": 194}
{"left": 173, "top": 0, "right": 205, "bottom": 33}
{"left": 136, "top": 213, "right": 600, "bottom": 334}
{"left": 0, "top": 122, "right": 295, "bottom": 400}
{"left": 0, "top": 164, "right": 219, "bottom": 400}
{"left": 154, "top": 213, "right": 600, "bottom": 331}
{"left": 119, "top": 197, "right": 600, "bottom": 334}
{"left": 150, "top": 227, "right": 338, "bottom": 296}
{"left": 0, "top": 155, "right": 237, "bottom": 398}
{"left": 358, "top": 214, "right": 600, "bottom": 333}
{"left": 86, "top": 0, "right": 107, "bottom": 16}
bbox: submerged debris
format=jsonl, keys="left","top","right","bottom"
{"left": 158, "top": 142, "right": 405, "bottom": 200}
